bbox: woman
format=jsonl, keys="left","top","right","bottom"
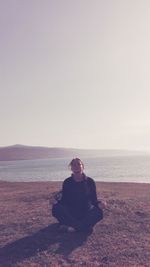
{"left": 52, "top": 158, "right": 105, "bottom": 233}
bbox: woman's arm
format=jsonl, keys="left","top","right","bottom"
{"left": 60, "top": 181, "right": 66, "bottom": 204}
{"left": 90, "top": 179, "right": 99, "bottom": 206}
{"left": 90, "top": 179, "right": 107, "bottom": 209}
{"left": 60, "top": 179, "right": 70, "bottom": 205}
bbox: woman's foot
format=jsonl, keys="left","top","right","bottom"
{"left": 58, "top": 224, "right": 76, "bottom": 233}
{"left": 67, "top": 226, "right": 76, "bottom": 233}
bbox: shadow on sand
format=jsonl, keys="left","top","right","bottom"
{"left": 0, "top": 223, "right": 88, "bottom": 266}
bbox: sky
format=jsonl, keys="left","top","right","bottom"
{"left": 0, "top": 0, "right": 150, "bottom": 150}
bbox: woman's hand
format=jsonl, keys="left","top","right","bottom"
{"left": 49, "top": 191, "right": 62, "bottom": 205}
{"left": 98, "top": 200, "right": 107, "bottom": 209}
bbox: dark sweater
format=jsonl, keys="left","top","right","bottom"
{"left": 61, "top": 174, "right": 99, "bottom": 219}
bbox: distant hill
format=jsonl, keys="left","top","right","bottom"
{"left": 0, "top": 144, "right": 147, "bottom": 161}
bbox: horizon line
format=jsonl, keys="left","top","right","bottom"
{"left": 0, "top": 144, "right": 149, "bottom": 152}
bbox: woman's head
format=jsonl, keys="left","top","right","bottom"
{"left": 69, "top": 158, "right": 84, "bottom": 175}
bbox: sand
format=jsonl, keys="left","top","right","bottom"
{"left": 0, "top": 181, "right": 150, "bottom": 267}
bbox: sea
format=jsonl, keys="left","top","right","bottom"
{"left": 0, "top": 155, "right": 150, "bottom": 183}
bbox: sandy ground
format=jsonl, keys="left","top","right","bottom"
{"left": 0, "top": 181, "right": 150, "bottom": 267}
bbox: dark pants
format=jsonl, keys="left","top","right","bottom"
{"left": 52, "top": 202, "right": 103, "bottom": 231}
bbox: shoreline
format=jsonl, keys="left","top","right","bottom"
{"left": 0, "top": 179, "right": 150, "bottom": 184}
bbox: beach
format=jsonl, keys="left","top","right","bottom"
{"left": 0, "top": 181, "right": 149, "bottom": 267}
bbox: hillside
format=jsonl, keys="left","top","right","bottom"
{"left": 0, "top": 144, "right": 147, "bottom": 161}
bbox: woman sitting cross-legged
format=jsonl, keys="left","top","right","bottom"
{"left": 52, "top": 158, "right": 106, "bottom": 234}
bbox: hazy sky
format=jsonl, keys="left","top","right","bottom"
{"left": 1, "top": 0, "right": 150, "bottom": 150}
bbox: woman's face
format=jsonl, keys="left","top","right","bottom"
{"left": 71, "top": 160, "right": 84, "bottom": 174}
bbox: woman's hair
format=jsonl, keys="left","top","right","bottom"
{"left": 68, "top": 158, "right": 84, "bottom": 169}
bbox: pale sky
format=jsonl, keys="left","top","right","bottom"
{"left": 1, "top": 0, "right": 150, "bottom": 150}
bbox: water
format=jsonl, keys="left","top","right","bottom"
{"left": 0, "top": 155, "right": 150, "bottom": 183}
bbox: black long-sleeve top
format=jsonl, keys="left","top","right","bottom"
{"left": 61, "top": 174, "right": 99, "bottom": 219}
